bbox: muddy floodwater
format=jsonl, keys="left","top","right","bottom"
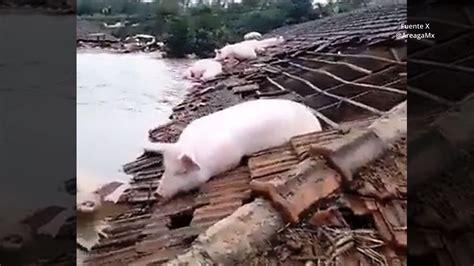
{"left": 77, "top": 51, "right": 192, "bottom": 263}
{"left": 77, "top": 51, "right": 191, "bottom": 183}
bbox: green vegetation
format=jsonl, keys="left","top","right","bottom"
{"left": 77, "top": 0, "right": 370, "bottom": 58}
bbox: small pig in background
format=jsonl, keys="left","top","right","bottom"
{"left": 182, "top": 59, "right": 223, "bottom": 82}
{"left": 214, "top": 36, "right": 285, "bottom": 65}
{"left": 144, "top": 99, "right": 322, "bottom": 200}
{"left": 244, "top": 31, "right": 262, "bottom": 40}
{"left": 238, "top": 39, "right": 266, "bottom": 54}
{"left": 214, "top": 42, "right": 259, "bottom": 65}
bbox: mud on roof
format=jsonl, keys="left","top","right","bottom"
{"left": 84, "top": 4, "right": 412, "bottom": 265}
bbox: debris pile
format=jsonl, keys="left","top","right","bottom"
{"left": 162, "top": 101, "right": 406, "bottom": 265}
{"left": 239, "top": 139, "right": 407, "bottom": 265}
{"left": 76, "top": 20, "right": 121, "bottom": 50}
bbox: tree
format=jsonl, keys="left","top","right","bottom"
{"left": 190, "top": 28, "right": 217, "bottom": 57}
{"left": 77, "top": 0, "right": 362, "bottom": 58}
{"left": 274, "top": 0, "right": 314, "bottom": 24}
{"left": 157, "top": 0, "right": 180, "bottom": 17}
{"left": 335, "top": 0, "right": 368, "bottom": 13}
{"left": 77, "top": 0, "right": 97, "bottom": 15}
{"left": 241, "top": 0, "right": 261, "bottom": 8}
{"left": 164, "top": 16, "right": 191, "bottom": 58}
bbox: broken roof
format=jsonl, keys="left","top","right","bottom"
{"left": 84, "top": 4, "right": 410, "bottom": 265}
{"left": 161, "top": 100, "right": 406, "bottom": 265}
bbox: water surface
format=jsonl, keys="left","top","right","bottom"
{"left": 77, "top": 52, "right": 190, "bottom": 183}
{"left": 77, "top": 52, "right": 191, "bottom": 264}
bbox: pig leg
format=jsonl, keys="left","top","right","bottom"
{"left": 231, "top": 59, "right": 245, "bottom": 68}
{"left": 228, "top": 55, "right": 243, "bottom": 68}
{"left": 224, "top": 54, "right": 243, "bottom": 68}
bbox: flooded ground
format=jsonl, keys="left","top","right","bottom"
{"left": 77, "top": 51, "right": 191, "bottom": 263}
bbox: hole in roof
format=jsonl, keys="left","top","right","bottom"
{"left": 339, "top": 207, "right": 375, "bottom": 229}
{"left": 242, "top": 193, "right": 256, "bottom": 205}
{"left": 182, "top": 235, "right": 198, "bottom": 246}
{"left": 241, "top": 155, "right": 250, "bottom": 164}
{"left": 167, "top": 209, "right": 194, "bottom": 230}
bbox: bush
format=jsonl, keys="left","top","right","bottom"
{"left": 164, "top": 16, "right": 191, "bottom": 58}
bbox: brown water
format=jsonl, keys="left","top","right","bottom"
{"left": 77, "top": 52, "right": 192, "bottom": 264}
{"left": 77, "top": 51, "right": 192, "bottom": 183}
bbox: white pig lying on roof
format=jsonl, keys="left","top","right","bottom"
{"left": 244, "top": 31, "right": 262, "bottom": 40}
{"left": 214, "top": 41, "right": 259, "bottom": 64}
{"left": 144, "top": 99, "right": 322, "bottom": 200}
{"left": 182, "top": 59, "right": 223, "bottom": 82}
{"left": 214, "top": 36, "right": 285, "bottom": 64}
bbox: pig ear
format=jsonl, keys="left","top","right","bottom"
{"left": 179, "top": 153, "right": 200, "bottom": 172}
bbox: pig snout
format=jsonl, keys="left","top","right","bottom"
{"left": 153, "top": 147, "right": 208, "bottom": 199}
{"left": 155, "top": 177, "right": 184, "bottom": 200}
{"left": 155, "top": 171, "right": 192, "bottom": 200}
{"left": 182, "top": 69, "right": 192, "bottom": 79}
{"left": 183, "top": 68, "right": 200, "bottom": 81}
{"left": 155, "top": 179, "right": 168, "bottom": 197}
{"left": 214, "top": 48, "right": 227, "bottom": 61}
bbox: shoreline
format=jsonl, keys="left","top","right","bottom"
{"left": 76, "top": 47, "right": 167, "bottom": 58}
